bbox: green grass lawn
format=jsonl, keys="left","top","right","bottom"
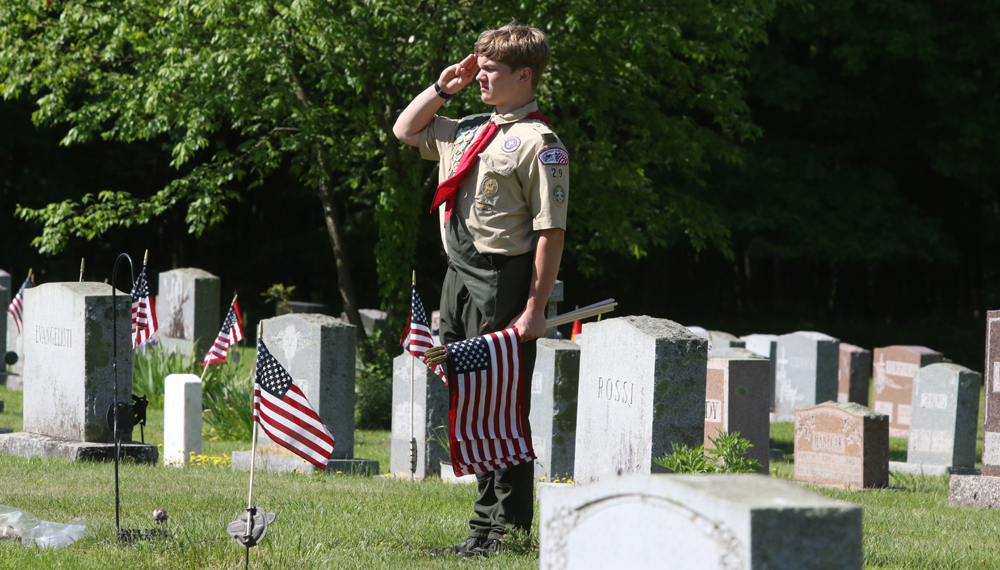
{"left": 3, "top": 384, "right": 1000, "bottom": 568}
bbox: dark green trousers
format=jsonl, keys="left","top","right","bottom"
{"left": 439, "top": 263, "right": 537, "bottom": 540}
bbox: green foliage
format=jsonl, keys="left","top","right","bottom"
{"left": 132, "top": 341, "right": 201, "bottom": 407}
{"left": 261, "top": 283, "right": 297, "bottom": 314}
{"left": 355, "top": 329, "right": 394, "bottom": 430}
{"left": 654, "top": 431, "right": 764, "bottom": 474}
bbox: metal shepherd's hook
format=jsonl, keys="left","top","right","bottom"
{"left": 110, "top": 252, "right": 135, "bottom": 532}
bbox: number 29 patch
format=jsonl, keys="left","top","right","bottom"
{"left": 538, "top": 148, "right": 569, "bottom": 166}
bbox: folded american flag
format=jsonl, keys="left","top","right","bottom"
{"left": 400, "top": 285, "right": 446, "bottom": 382}
{"left": 445, "top": 327, "right": 535, "bottom": 477}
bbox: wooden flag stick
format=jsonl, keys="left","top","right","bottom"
{"left": 79, "top": 258, "right": 85, "bottom": 282}
{"left": 409, "top": 270, "right": 416, "bottom": 482}
{"left": 544, "top": 298, "right": 617, "bottom": 329}
{"left": 246, "top": 323, "right": 263, "bottom": 534}
{"left": 143, "top": 249, "right": 149, "bottom": 266}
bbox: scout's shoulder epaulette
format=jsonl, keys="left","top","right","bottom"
{"left": 456, "top": 113, "right": 491, "bottom": 131}
{"left": 529, "top": 121, "right": 563, "bottom": 147}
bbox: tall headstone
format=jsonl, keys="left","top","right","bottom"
{"left": 872, "top": 345, "right": 944, "bottom": 437}
{"left": 0, "top": 283, "right": 156, "bottom": 462}
{"left": 950, "top": 310, "right": 1000, "bottom": 507}
{"left": 773, "top": 332, "right": 839, "bottom": 422}
{"left": 156, "top": 268, "right": 220, "bottom": 356}
{"left": 794, "top": 402, "right": 888, "bottom": 488}
{"left": 890, "top": 363, "right": 980, "bottom": 476}
{"left": 231, "top": 313, "right": 378, "bottom": 475}
{"left": 540, "top": 474, "right": 863, "bottom": 570}
{"left": 705, "top": 348, "right": 770, "bottom": 472}
{"left": 529, "top": 338, "right": 580, "bottom": 481}
{"left": 838, "top": 343, "right": 872, "bottom": 405}
{"left": 574, "top": 316, "right": 707, "bottom": 484}
{"left": 389, "top": 352, "right": 450, "bottom": 478}
{"left": 741, "top": 333, "right": 779, "bottom": 412}
{"left": 163, "top": 374, "right": 202, "bottom": 466}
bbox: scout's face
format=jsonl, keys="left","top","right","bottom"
{"left": 476, "top": 56, "right": 531, "bottom": 110}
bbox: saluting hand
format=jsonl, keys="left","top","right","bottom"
{"left": 437, "top": 54, "right": 479, "bottom": 96}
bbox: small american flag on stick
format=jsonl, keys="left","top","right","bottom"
{"left": 400, "top": 285, "right": 446, "bottom": 382}
{"left": 201, "top": 300, "right": 244, "bottom": 366}
{"left": 7, "top": 272, "right": 34, "bottom": 336}
{"left": 444, "top": 328, "right": 535, "bottom": 477}
{"left": 254, "top": 338, "right": 335, "bottom": 469}
{"left": 131, "top": 265, "right": 158, "bottom": 348}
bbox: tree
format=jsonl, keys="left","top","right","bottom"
{"left": 0, "top": 0, "right": 781, "bottom": 336}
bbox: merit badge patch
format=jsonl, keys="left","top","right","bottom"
{"left": 502, "top": 137, "right": 521, "bottom": 152}
{"left": 554, "top": 185, "right": 566, "bottom": 205}
{"left": 538, "top": 148, "right": 569, "bottom": 166}
{"left": 475, "top": 201, "right": 495, "bottom": 214}
{"left": 482, "top": 177, "right": 498, "bottom": 196}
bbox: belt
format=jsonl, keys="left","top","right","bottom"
{"left": 447, "top": 253, "right": 515, "bottom": 270}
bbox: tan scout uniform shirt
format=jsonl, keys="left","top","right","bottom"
{"left": 419, "top": 100, "right": 569, "bottom": 256}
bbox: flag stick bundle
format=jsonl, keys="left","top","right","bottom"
{"left": 543, "top": 298, "right": 617, "bottom": 329}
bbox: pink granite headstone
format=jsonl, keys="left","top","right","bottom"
{"left": 872, "top": 346, "right": 944, "bottom": 437}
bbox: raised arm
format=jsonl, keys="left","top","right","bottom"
{"left": 393, "top": 54, "right": 480, "bottom": 146}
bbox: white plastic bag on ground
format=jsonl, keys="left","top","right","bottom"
{"left": 0, "top": 504, "right": 89, "bottom": 548}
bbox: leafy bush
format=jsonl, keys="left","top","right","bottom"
{"left": 132, "top": 340, "right": 200, "bottom": 406}
{"left": 355, "top": 329, "right": 394, "bottom": 430}
{"left": 654, "top": 431, "right": 764, "bottom": 474}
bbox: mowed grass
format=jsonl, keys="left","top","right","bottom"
{"left": 3, "top": 383, "right": 1000, "bottom": 568}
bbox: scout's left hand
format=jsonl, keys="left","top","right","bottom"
{"left": 508, "top": 307, "right": 547, "bottom": 342}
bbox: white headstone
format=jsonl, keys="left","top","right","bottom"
{"left": 530, "top": 338, "right": 580, "bottom": 481}
{"left": 575, "top": 316, "right": 707, "bottom": 484}
{"left": 540, "top": 474, "right": 863, "bottom": 570}
{"left": 163, "top": 374, "right": 203, "bottom": 466}
{"left": 389, "top": 352, "right": 450, "bottom": 478}
{"left": 773, "top": 331, "right": 840, "bottom": 422}
{"left": 156, "top": 268, "right": 220, "bottom": 356}
{"left": 22, "top": 283, "right": 132, "bottom": 442}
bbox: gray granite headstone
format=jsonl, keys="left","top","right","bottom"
{"left": 0, "top": 283, "right": 157, "bottom": 463}
{"left": 741, "top": 333, "right": 779, "bottom": 413}
{"left": 156, "top": 268, "right": 220, "bottom": 355}
{"left": 773, "top": 332, "right": 840, "bottom": 422}
{"left": 890, "top": 363, "right": 980, "bottom": 475}
{"left": 705, "top": 347, "right": 770, "bottom": 472}
{"left": 530, "top": 338, "right": 580, "bottom": 481}
{"left": 389, "top": 352, "right": 450, "bottom": 478}
{"left": 543, "top": 280, "right": 564, "bottom": 339}
{"left": 259, "top": 313, "right": 357, "bottom": 458}
{"left": 0, "top": 269, "right": 8, "bottom": 374}
{"left": 574, "top": 316, "right": 707, "bottom": 484}
{"left": 539, "top": 474, "right": 863, "bottom": 570}
{"left": 838, "top": 343, "right": 871, "bottom": 405}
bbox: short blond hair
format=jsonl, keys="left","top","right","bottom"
{"left": 474, "top": 23, "right": 550, "bottom": 90}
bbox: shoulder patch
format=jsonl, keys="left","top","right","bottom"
{"left": 538, "top": 148, "right": 569, "bottom": 166}
{"left": 542, "top": 133, "right": 560, "bottom": 145}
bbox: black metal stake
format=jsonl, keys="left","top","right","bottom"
{"left": 111, "top": 253, "right": 135, "bottom": 533}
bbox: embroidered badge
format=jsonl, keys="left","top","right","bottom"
{"left": 482, "top": 177, "right": 498, "bottom": 196}
{"left": 502, "top": 137, "right": 521, "bottom": 152}
{"left": 475, "top": 201, "right": 495, "bottom": 213}
{"left": 538, "top": 148, "right": 569, "bottom": 166}
{"left": 554, "top": 185, "right": 565, "bottom": 204}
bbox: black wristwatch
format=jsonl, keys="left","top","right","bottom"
{"left": 434, "top": 82, "right": 454, "bottom": 100}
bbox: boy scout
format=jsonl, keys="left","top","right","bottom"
{"left": 393, "top": 23, "right": 568, "bottom": 558}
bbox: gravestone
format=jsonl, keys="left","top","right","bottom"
{"left": 539, "top": 474, "right": 863, "bottom": 570}
{"left": 889, "top": 363, "right": 980, "bottom": 476}
{"left": 872, "top": 345, "right": 944, "bottom": 437}
{"left": 389, "top": 352, "right": 450, "bottom": 478}
{"left": 794, "top": 402, "right": 888, "bottom": 488}
{"left": 156, "top": 268, "right": 220, "bottom": 356}
{"left": 574, "top": 316, "right": 706, "bottom": 484}
{"left": 277, "top": 301, "right": 329, "bottom": 316}
{"left": 741, "top": 333, "right": 779, "bottom": 413}
{"left": 705, "top": 348, "right": 770, "bottom": 472}
{"left": 530, "top": 338, "right": 580, "bottom": 481}
{"left": 838, "top": 343, "right": 872, "bottom": 405}
{"left": 430, "top": 311, "right": 441, "bottom": 335}
{"left": 0, "top": 283, "right": 156, "bottom": 462}
{"left": 163, "top": 374, "right": 202, "bottom": 466}
{"left": 231, "top": 313, "right": 378, "bottom": 475}
{"left": 773, "top": 332, "right": 839, "bottom": 422}
{"left": 544, "top": 280, "right": 564, "bottom": 339}
{"left": 0, "top": 269, "right": 8, "bottom": 375}
{"left": 687, "top": 327, "right": 745, "bottom": 350}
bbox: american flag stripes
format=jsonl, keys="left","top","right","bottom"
{"left": 445, "top": 328, "right": 535, "bottom": 477}
{"left": 400, "top": 285, "right": 446, "bottom": 382}
{"left": 131, "top": 266, "right": 158, "bottom": 348}
{"left": 254, "top": 338, "right": 335, "bottom": 469}
{"left": 201, "top": 301, "right": 244, "bottom": 366}
{"left": 6, "top": 273, "right": 34, "bottom": 336}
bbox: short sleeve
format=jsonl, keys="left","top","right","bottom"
{"left": 418, "top": 115, "right": 460, "bottom": 162}
{"left": 527, "top": 142, "right": 569, "bottom": 231}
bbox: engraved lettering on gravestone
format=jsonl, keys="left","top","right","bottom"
{"left": 910, "top": 429, "right": 951, "bottom": 453}
{"left": 920, "top": 393, "right": 949, "bottom": 409}
{"left": 813, "top": 432, "right": 846, "bottom": 454}
{"left": 796, "top": 452, "right": 862, "bottom": 482}
{"left": 531, "top": 372, "right": 543, "bottom": 394}
{"left": 789, "top": 356, "right": 813, "bottom": 369}
{"left": 897, "top": 404, "right": 911, "bottom": 426}
{"left": 874, "top": 400, "right": 893, "bottom": 423}
{"left": 705, "top": 399, "right": 721, "bottom": 422}
{"left": 34, "top": 325, "right": 72, "bottom": 347}
{"left": 887, "top": 361, "right": 919, "bottom": 377}
{"left": 596, "top": 377, "right": 634, "bottom": 408}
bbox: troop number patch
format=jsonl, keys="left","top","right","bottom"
{"left": 538, "top": 148, "right": 569, "bottom": 166}
{"left": 502, "top": 137, "right": 520, "bottom": 152}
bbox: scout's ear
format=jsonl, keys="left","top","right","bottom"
{"left": 518, "top": 66, "right": 533, "bottom": 87}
